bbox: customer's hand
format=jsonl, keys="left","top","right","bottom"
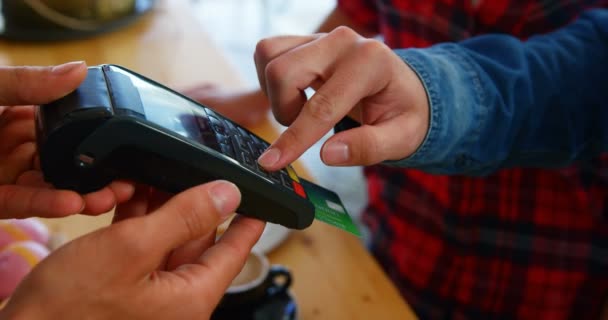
{"left": 0, "top": 62, "right": 134, "bottom": 219}
{"left": 254, "top": 27, "right": 430, "bottom": 169}
{"left": 0, "top": 180, "right": 265, "bottom": 320}
{"left": 182, "top": 84, "right": 269, "bottom": 127}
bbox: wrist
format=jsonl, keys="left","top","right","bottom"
{"left": 389, "top": 46, "right": 485, "bottom": 174}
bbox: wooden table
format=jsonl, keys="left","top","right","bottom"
{"left": 0, "top": 1, "right": 416, "bottom": 319}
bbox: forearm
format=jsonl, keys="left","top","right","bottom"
{"left": 392, "top": 9, "right": 608, "bottom": 175}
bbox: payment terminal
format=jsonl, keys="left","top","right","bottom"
{"left": 35, "top": 65, "right": 314, "bottom": 229}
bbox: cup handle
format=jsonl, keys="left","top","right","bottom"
{"left": 266, "top": 265, "right": 292, "bottom": 296}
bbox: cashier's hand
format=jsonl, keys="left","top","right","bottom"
{"left": 0, "top": 62, "right": 135, "bottom": 219}
{"left": 254, "top": 27, "right": 430, "bottom": 170}
{"left": 0, "top": 181, "right": 265, "bottom": 320}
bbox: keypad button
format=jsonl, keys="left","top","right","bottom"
{"left": 199, "top": 109, "right": 301, "bottom": 191}
{"left": 194, "top": 114, "right": 214, "bottom": 135}
{"left": 231, "top": 135, "right": 249, "bottom": 152}
{"left": 195, "top": 132, "right": 221, "bottom": 152}
{"left": 237, "top": 127, "right": 250, "bottom": 138}
{"left": 204, "top": 107, "right": 219, "bottom": 118}
{"left": 255, "top": 163, "right": 269, "bottom": 178}
{"left": 253, "top": 142, "right": 269, "bottom": 156}
{"left": 224, "top": 120, "right": 238, "bottom": 133}
{"left": 280, "top": 173, "right": 294, "bottom": 190}
{"left": 293, "top": 181, "right": 307, "bottom": 198}
{"left": 240, "top": 150, "right": 256, "bottom": 169}
{"left": 215, "top": 133, "right": 230, "bottom": 145}
{"left": 248, "top": 142, "right": 262, "bottom": 157}
{"left": 253, "top": 136, "right": 269, "bottom": 148}
{"left": 220, "top": 143, "right": 236, "bottom": 159}
{"left": 207, "top": 116, "right": 228, "bottom": 135}
{"left": 269, "top": 171, "right": 282, "bottom": 184}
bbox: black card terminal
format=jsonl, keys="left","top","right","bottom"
{"left": 35, "top": 64, "right": 314, "bottom": 229}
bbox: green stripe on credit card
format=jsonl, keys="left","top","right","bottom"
{"left": 300, "top": 179, "right": 361, "bottom": 237}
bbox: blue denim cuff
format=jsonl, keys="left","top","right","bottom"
{"left": 385, "top": 45, "right": 486, "bottom": 174}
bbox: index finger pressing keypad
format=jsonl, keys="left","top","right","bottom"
{"left": 202, "top": 108, "right": 302, "bottom": 194}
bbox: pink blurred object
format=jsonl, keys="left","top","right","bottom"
{"left": 0, "top": 241, "right": 50, "bottom": 299}
{"left": 0, "top": 219, "right": 50, "bottom": 250}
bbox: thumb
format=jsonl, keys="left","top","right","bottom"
{"left": 0, "top": 61, "right": 87, "bottom": 106}
{"left": 321, "top": 115, "right": 426, "bottom": 166}
{"left": 109, "top": 180, "right": 241, "bottom": 275}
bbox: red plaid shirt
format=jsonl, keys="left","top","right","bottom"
{"left": 337, "top": 0, "right": 608, "bottom": 319}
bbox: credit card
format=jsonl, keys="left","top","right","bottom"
{"left": 300, "top": 179, "right": 361, "bottom": 237}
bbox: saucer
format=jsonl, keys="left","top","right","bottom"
{"left": 252, "top": 291, "right": 297, "bottom": 320}
{"left": 211, "top": 291, "right": 297, "bottom": 320}
{"left": 253, "top": 223, "right": 291, "bottom": 254}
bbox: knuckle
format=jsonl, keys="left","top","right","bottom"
{"left": 254, "top": 38, "right": 276, "bottom": 62}
{"left": 264, "top": 59, "right": 287, "bottom": 85}
{"left": 218, "top": 239, "right": 248, "bottom": 263}
{"left": 110, "top": 221, "right": 148, "bottom": 256}
{"left": 331, "top": 26, "right": 358, "bottom": 40}
{"left": 272, "top": 98, "right": 302, "bottom": 126}
{"left": 273, "top": 110, "right": 296, "bottom": 127}
{"left": 307, "top": 91, "right": 336, "bottom": 122}
{"left": 111, "top": 221, "right": 134, "bottom": 241}
{"left": 357, "top": 39, "right": 388, "bottom": 60}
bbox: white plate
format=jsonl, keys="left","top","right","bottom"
{"left": 253, "top": 223, "right": 291, "bottom": 253}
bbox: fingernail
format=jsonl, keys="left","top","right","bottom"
{"left": 208, "top": 181, "right": 240, "bottom": 218}
{"left": 51, "top": 61, "right": 85, "bottom": 75}
{"left": 323, "top": 141, "right": 350, "bottom": 164}
{"left": 70, "top": 192, "right": 86, "bottom": 214}
{"left": 76, "top": 201, "right": 86, "bottom": 214}
{"left": 258, "top": 148, "right": 281, "bottom": 168}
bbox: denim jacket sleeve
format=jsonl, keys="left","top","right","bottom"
{"left": 386, "top": 9, "right": 608, "bottom": 175}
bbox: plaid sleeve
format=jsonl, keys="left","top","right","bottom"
{"left": 337, "top": 0, "right": 380, "bottom": 34}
